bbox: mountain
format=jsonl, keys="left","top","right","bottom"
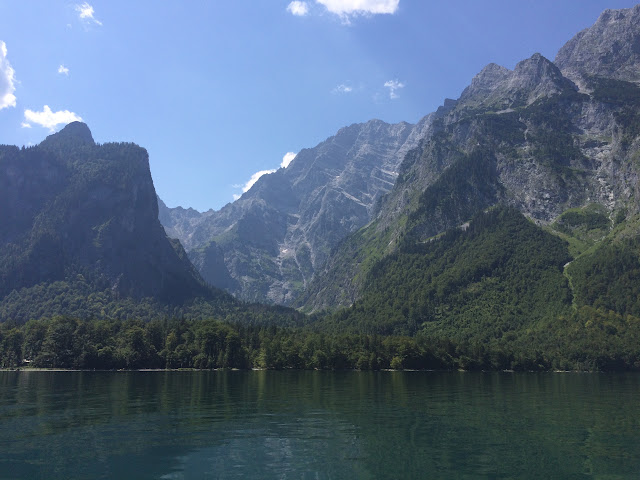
{"left": 160, "top": 115, "right": 443, "bottom": 304}
{"left": 0, "top": 123, "right": 234, "bottom": 322}
{"left": 159, "top": 5, "right": 640, "bottom": 320}
{"left": 157, "top": 196, "right": 215, "bottom": 245}
{"left": 299, "top": 4, "right": 640, "bottom": 322}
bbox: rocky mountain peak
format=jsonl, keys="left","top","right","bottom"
{"left": 40, "top": 121, "right": 95, "bottom": 148}
{"left": 457, "top": 53, "right": 576, "bottom": 112}
{"left": 555, "top": 4, "right": 640, "bottom": 86}
{"left": 508, "top": 52, "right": 577, "bottom": 99}
{"left": 513, "top": 52, "right": 556, "bottom": 78}
{"left": 458, "top": 63, "right": 511, "bottom": 103}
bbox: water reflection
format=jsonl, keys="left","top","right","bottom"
{"left": 0, "top": 371, "right": 638, "bottom": 479}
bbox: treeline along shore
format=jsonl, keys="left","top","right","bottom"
{"left": 1, "top": 312, "right": 638, "bottom": 372}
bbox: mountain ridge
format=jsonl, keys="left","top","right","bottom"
{"left": 298, "top": 4, "right": 640, "bottom": 312}
{"left": 157, "top": 4, "right": 640, "bottom": 328}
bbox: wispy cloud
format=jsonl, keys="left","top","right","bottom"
{"left": 287, "top": 1, "right": 309, "bottom": 16}
{"left": 281, "top": 152, "right": 297, "bottom": 168}
{"left": 58, "top": 65, "right": 70, "bottom": 75}
{"left": 316, "top": 0, "right": 399, "bottom": 22}
{"left": 332, "top": 84, "right": 353, "bottom": 94}
{"left": 0, "top": 41, "right": 17, "bottom": 111}
{"left": 75, "top": 2, "right": 102, "bottom": 26}
{"left": 23, "top": 105, "right": 82, "bottom": 131}
{"left": 384, "top": 79, "right": 405, "bottom": 99}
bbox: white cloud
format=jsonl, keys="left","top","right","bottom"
{"left": 23, "top": 105, "right": 83, "bottom": 131}
{"left": 281, "top": 152, "right": 296, "bottom": 168}
{"left": 332, "top": 84, "right": 353, "bottom": 94}
{"left": 0, "top": 41, "right": 17, "bottom": 111}
{"left": 58, "top": 65, "right": 69, "bottom": 75}
{"left": 287, "top": 1, "right": 309, "bottom": 16}
{"left": 384, "top": 79, "right": 405, "bottom": 99}
{"left": 75, "top": 2, "right": 102, "bottom": 25}
{"left": 316, "top": 0, "right": 399, "bottom": 19}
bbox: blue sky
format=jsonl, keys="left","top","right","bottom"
{"left": 0, "top": 0, "right": 638, "bottom": 211}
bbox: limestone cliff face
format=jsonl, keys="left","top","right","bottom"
{"left": 0, "top": 122, "right": 209, "bottom": 305}
{"left": 377, "top": 53, "right": 580, "bottom": 229}
{"left": 161, "top": 116, "right": 437, "bottom": 304}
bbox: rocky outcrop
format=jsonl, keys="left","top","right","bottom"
{"left": 457, "top": 53, "right": 577, "bottom": 111}
{"left": 555, "top": 4, "right": 640, "bottom": 86}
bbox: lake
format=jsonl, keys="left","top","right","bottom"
{"left": 0, "top": 371, "right": 638, "bottom": 479}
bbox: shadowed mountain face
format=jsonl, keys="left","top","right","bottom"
{"left": 0, "top": 122, "right": 212, "bottom": 321}
{"left": 159, "top": 116, "right": 442, "bottom": 304}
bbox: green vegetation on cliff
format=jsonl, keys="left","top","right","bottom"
{"left": 322, "top": 207, "right": 573, "bottom": 337}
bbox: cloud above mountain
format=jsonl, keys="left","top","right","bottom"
{"left": 333, "top": 84, "right": 353, "bottom": 94}
{"left": 287, "top": 0, "right": 399, "bottom": 22}
{"left": 75, "top": 2, "right": 102, "bottom": 26}
{"left": 384, "top": 79, "right": 405, "bottom": 99}
{"left": 281, "top": 152, "right": 297, "bottom": 168}
{"left": 287, "top": 1, "right": 309, "bottom": 16}
{"left": 23, "top": 105, "right": 83, "bottom": 131}
{"left": 0, "top": 42, "right": 16, "bottom": 111}
{"left": 316, "top": 0, "right": 399, "bottom": 16}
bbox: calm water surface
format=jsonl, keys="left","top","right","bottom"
{"left": 0, "top": 371, "right": 638, "bottom": 479}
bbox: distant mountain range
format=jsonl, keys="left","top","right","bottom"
{"left": 160, "top": 4, "right": 640, "bottom": 321}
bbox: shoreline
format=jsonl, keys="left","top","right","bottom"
{"left": 0, "top": 367, "right": 609, "bottom": 373}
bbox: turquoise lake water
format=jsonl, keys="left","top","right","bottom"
{"left": 0, "top": 371, "right": 638, "bottom": 479}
